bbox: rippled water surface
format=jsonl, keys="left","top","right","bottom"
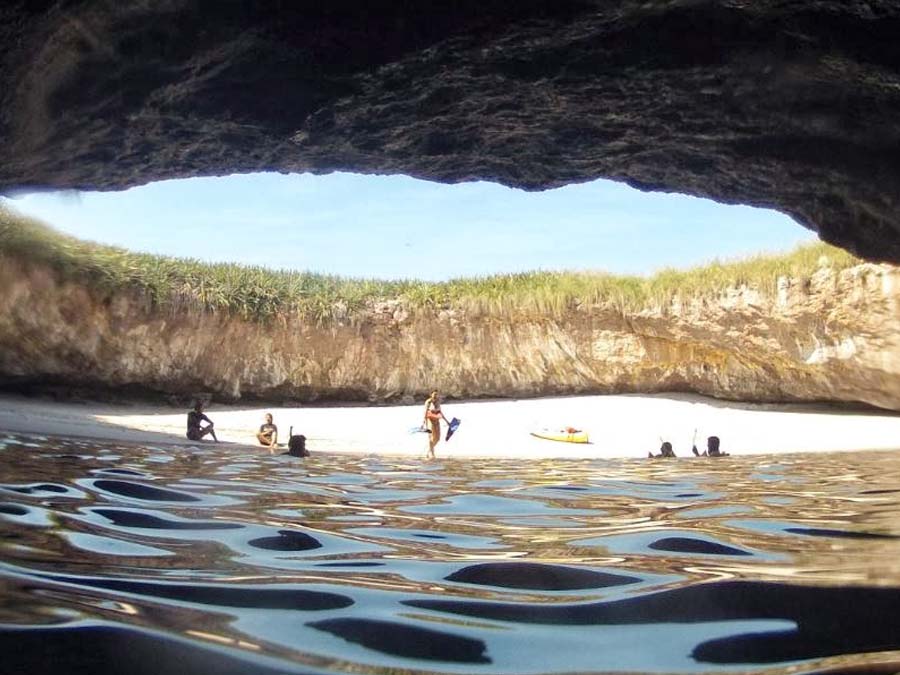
{"left": 2, "top": 434, "right": 900, "bottom": 675}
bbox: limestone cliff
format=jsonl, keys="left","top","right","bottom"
{"left": 1, "top": 257, "right": 897, "bottom": 411}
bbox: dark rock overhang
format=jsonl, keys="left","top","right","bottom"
{"left": 2, "top": 1, "right": 900, "bottom": 262}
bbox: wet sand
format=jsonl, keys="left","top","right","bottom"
{"left": 0, "top": 393, "right": 898, "bottom": 458}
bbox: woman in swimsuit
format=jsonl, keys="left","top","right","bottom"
{"left": 256, "top": 412, "right": 278, "bottom": 453}
{"left": 424, "top": 390, "right": 448, "bottom": 459}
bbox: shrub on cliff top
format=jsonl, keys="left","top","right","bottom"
{"left": 1, "top": 204, "right": 860, "bottom": 322}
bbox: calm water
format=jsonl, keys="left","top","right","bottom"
{"left": 1, "top": 433, "right": 900, "bottom": 675}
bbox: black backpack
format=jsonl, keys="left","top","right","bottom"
{"left": 287, "top": 426, "right": 309, "bottom": 457}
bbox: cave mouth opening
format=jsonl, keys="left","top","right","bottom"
{"left": 2, "top": 171, "right": 816, "bottom": 282}
{"left": 0, "top": 170, "right": 895, "bottom": 412}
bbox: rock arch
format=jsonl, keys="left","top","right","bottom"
{"left": 3, "top": 1, "right": 899, "bottom": 261}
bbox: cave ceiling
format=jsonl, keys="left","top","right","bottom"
{"left": 2, "top": 1, "right": 900, "bottom": 262}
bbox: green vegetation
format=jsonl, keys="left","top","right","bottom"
{"left": 1, "top": 204, "right": 861, "bottom": 323}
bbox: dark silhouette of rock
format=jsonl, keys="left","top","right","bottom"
{"left": 2, "top": 2, "right": 900, "bottom": 261}
{"left": 0, "top": 624, "right": 304, "bottom": 675}
{"left": 308, "top": 618, "right": 490, "bottom": 663}
{"left": 43, "top": 575, "right": 353, "bottom": 611}
{"left": 92, "top": 479, "right": 200, "bottom": 502}
{"left": 248, "top": 529, "right": 322, "bottom": 551}
{"left": 445, "top": 562, "right": 641, "bottom": 590}
{"left": 647, "top": 536, "right": 752, "bottom": 556}
{"left": 404, "top": 580, "right": 900, "bottom": 664}
{"left": 93, "top": 508, "right": 241, "bottom": 530}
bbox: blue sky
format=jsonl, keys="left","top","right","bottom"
{"left": 3, "top": 172, "right": 814, "bottom": 280}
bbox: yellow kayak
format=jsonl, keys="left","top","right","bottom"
{"left": 530, "top": 428, "right": 590, "bottom": 444}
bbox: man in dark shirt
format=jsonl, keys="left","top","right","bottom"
{"left": 187, "top": 401, "right": 217, "bottom": 442}
{"left": 256, "top": 412, "right": 278, "bottom": 452}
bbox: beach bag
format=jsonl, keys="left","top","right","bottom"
{"left": 288, "top": 426, "right": 310, "bottom": 457}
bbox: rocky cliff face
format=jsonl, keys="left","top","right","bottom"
{"left": 3, "top": 2, "right": 900, "bottom": 261}
{"left": 1, "top": 257, "right": 897, "bottom": 411}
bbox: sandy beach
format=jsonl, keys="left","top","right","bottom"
{"left": 0, "top": 392, "right": 898, "bottom": 458}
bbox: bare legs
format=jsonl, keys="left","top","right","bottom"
{"left": 192, "top": 424, "right": 217, "bottom": 442}
{"left": 256, "top": 432, "right": 277, "bottom": 453}
{"left": 427, "top": 421, "right": 440, "bottom": 459}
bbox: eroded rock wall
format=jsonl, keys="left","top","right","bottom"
{"left": 3, "top": 2, "right": 900, "bottom": 261}
{"left": 1, "top": 258, "right": 897, "bottom": 410}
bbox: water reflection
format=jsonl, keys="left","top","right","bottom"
{"left": 0, "top": 434, "right": 899, "bottom": 674}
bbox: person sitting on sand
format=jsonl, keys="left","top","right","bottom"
{"left": 424, "top": 390, "right": 449, "bottom": 460}
{"left": 187, "top": 401, "right": 217, "bottom": 442}
{"left": 692, "top": 435, "right": 729, "bottom": 457}
{"left": 256, "top": 412, "right": 278, "bottom": 452}
{"left": 648, "top": 441, "right": 676, "bottom": 459}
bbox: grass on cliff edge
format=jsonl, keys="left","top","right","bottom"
{"left": 1, "top": 205, "right": 860, "bottom": 323}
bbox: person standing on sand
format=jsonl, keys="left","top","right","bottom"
{"left": 424, "top": 390, "right": 449, "bottom": 459}
{"left": 187, "top": 401, "right": 217, "bottom": 442}
{"left": 256, "top": 412, "right": 278, "bottom": 453}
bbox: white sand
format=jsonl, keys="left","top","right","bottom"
{"left": 0, "top": 392, "right": 898, "bottom": 458}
